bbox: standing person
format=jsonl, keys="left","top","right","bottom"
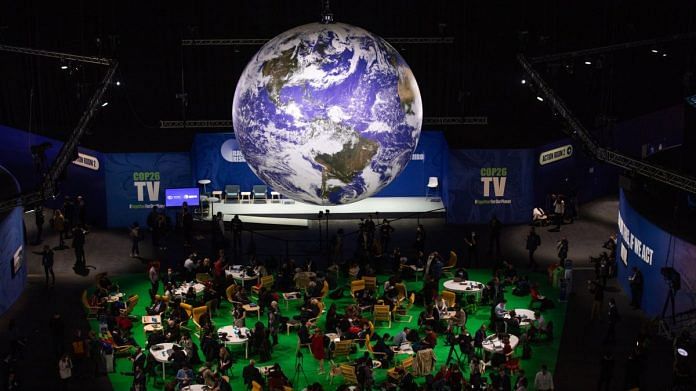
{"left": 364, "top": 214, "right": 376, "bottom": 248}
{"left": 628, "top": 267, "right": 644, "bottom": 309}
{"left": 146, "top": 206, "right": 160, "bottom": 247}
{"left": 33, "top": 245, "right": 55, "bottom": 286}
{"left": 72, "top": 224, "right": 87, "bottom": 271}
{"left": 591, "top": 280, "right": 604, "bottom": 321}
{"left": 231, "top": 214, "right": 243, "bottom": 257}
{"left": 129, "top": 222, "right": 142, "bottom": 257}
{"left": 53, "top": 210, "right": 66, "bottom": 249}
{"left": 132, "top": 365, "right": 146, "bottom": 391}
{"left": 49, "top": 313, "right": 65, "bottom": 358}
{"left": 415, "top": 224, "right": 426, "bottom": 252}
{"left": 58, "top": 353, "right": 72, "bottom": 391}
{"left": 182, "top": 203, "right": 194, "bottom": 246}
{"left": 148, "top": 264, "right": 159, "bottom": 297}
{"left": 464, "top": 231, "right": 479, "bottom": 268}
{"left": 556, "top": 237, "right": 568, "bottom": 263}
{"left": 35, "top": 206, "right": 45, "bottom": 244}
{"left": 552, "top": 195, "right": 565, "bottom": 232}
{"left": 380, "top": 219, "right": 394, "bottom": 254}
{"left": 605, "top": 298, "right": 620, "bottom": 344}
{"left": 310, "top": 328, "right": 326, "bottom": 374}
{"left": 488, "top": 215, "right": 502, "bottom": 257}
{"left": 597, "top": 351, "right": 615, "bottom": 390}
{"left": 514, "top": 369, "right": 528, "bottom": 390}
{"left": 525, "top": 227, "right": 541, "bottom": 271}
{"left": 63, "top": 196, "right": 74, "bottom": 239}
{"left": 534, "top": 364, "right": 554, "bottom": 391}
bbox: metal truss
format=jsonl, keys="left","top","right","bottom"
{"left": 0, "top": 45, "right": 117, "bottom": 214}
{"left": 159, "top": 116, "right": 487, "bottom": 129}
{"left": 518, "top": 53, "right": 696, "bottom": 195}
{"left": 181, "top": 36, "right": 454, "bottom": 46}
{"left": 0, "top": 44, "right": 113, "bottom": 65}
{"left": 528, "top": 32, "right": 696, "bottom": 64}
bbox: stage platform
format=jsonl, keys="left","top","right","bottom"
{"left": 202, "top": 196, "right": 445, "bottom": 227}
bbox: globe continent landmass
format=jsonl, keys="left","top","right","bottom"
{"left": 232, "top": 22, "right": 422, "bottom": 205}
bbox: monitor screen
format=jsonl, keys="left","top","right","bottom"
{"left": 165, "top": 187, "right": 200, "bottom": 207}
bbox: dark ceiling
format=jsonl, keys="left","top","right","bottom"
{"left": 1, "top": 0, "right": 695, "bottom": 152}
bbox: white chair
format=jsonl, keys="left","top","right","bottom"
{"left": 426, "top": 177, "right": 439, "bottom": 198}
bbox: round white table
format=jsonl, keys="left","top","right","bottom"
{"left": 506, "top": 308, "right": 536, "bottom": 327}
{"left": 225, "top": 269, "right": 260, "bottom": 285}
{"left": 482, "top": 334, "right": 519, "bottom": 353}
{"left": 443, "top": 280, "right": 485, "bottom": 294}
{"left": 218, "top": 325, "right": 250, "bottom": 358}
{"left": 150, "top": 343, "right": 185, "bottom": 380}
{"left": 198, "top": 179, "right": 211, "bottom": 195}
{"left": 173, "top": 282, "right": 206, "bottom": 298}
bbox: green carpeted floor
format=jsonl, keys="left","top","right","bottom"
{"left": 89, "top": 269, "right": 566, "bottom": 390}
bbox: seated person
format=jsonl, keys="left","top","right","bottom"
{"left": 512, "top": 276, "right": 531, "bottom": 296}
{"left": 218, "top": 346, "right": 232, "bottom": 374}
{"left": 232, "top": 303, "right": 246, "bottom": 328}
{"left": 175, "top": 363, "right": 194, "bottom": 388}
{"left": 146, "top": 297, "right": 167, "bottom": 315}
{"left": 110, "top": 329, "right": 136, "bottom": 347}
{"left": 294, "top": 299, "right": 320, "bottom": 323}
{"left": 348, "top": 262, "right": 360, "bottom": 280}
{"left": 242, "top": 359, "right": 264, "bottom": 389}
{"left": 530, "top": 284, "right": 555, "bottom": 311}
{"left": 169, "top": 303, "right": 189, "bottom": 324}
{"left": 373, "top": 333, "right": 394, "bottom": 366}
{"left": 418, "top": 304, "right": 442, "bottom": 332}
{"left": 164, "top": 319, "right": 182, "bottom": 342}
{"left": 146, "top": 329, "right": 165, "bottom": 348}
{"left": 454, "top": 267, "right": 469, "bottom": 281}
{"left": 354, "top": 288, "right": 376, "bottom": 309}
{"left": 169, "top": 344, "right": 188, "bottom": 372}
{"left": 267, "top": 363, "right": 290, "bottom": 390}
{"left": 185, "top": 286, "right": 198, "bottom": 305}
{"left": 382, "top": 277, "right": 399, "bottom": 308}
{"left": 528, "top": 311, "right": 547, "bottom": 341}
{"left": 298, "top": 322, "right": 312, "bottom": 345}
{"left": 501, "top": 262, "right": 519, "bottom": 286}
{"left": 325, "top": 304, "right": 340, "bottom": 333}
{"left": 233, "top": 288, "right": 251, "bottom": 305}
{"left": 392, "top": 327, "right": 410, "bottom": 347}
{"left": 420, "top": 328, "right": 438, "bottom": 349}
{"left": 200, "top": 330, "right": 221, "bottom": 362}
{"left": 434, "top": 295, "right": 449, "bottom": 318}
{"left": 406, "top": 328, "right": 420, "bottom": 343}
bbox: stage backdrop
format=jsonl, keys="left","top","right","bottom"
{"left": 616, "top": 189, "right": 696, "bottom": 316}
{"left": 191, "top": 130, "right": 448, "bottom": 200}
{"left": 104, "top": 153, "right": 191, "bottom": 227}
{"left": 0, "top": 125, "right": 107, "bottom": 226}
{"left": 447, "top": 149, "right": 535, "bottom": 224}
{"left": 0, "top": 165, "right": 26, "bottom": 316}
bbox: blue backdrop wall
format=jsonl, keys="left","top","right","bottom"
{"left": 447, "top": 149, "right": 535, "bottom": 224}
{"left": 0, "top": 125, "right": 107, "bottom": 226}
{"left": 616, "top": 189, "right": 696, "bottom": 316}
{"left": 0, "top": 165, "right": 26, "bottom": 316}
{"left": 104, "top": 153, "right": 192, "bottom": 228}
{"left": 191, "top": 130, "right": 449, "bottom": 200}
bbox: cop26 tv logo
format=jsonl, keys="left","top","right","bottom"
{"left": 480, "top": 167, "right": 507, "bottom": 197}
{"left": 133, "top": 171, "right": 160, "bottom": 201}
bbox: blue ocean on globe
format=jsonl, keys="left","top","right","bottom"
{"left": 232, "top": 22, "right": 422, "bottom": 205}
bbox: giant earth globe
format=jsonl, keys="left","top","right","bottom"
{"left": 232, "top": 22, "right": 422, "bottom": 205}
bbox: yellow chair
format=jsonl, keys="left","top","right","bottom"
{"left": 318, "top": 280, "right": 329, "bottom": 299}
{"left": 192, "top": 306, "right": 208, "bottom": 329}
{"left": 180, "top": 302, "right": 193, "bottom": 319}
{"left": 124, "top": 294, "right": 139, "bottom": 316}
{"left": 340, "top": 364, "right": 359, "bottom": 385}
{"left": 333, "top": 340, "right": 353, "bottom": 362}
{"left": 395, "top": 283, "right": 408, "bottom": 307}
{"left": 308, "top": 301, "right": 326, "bottom": 326}
{"left": 373, "top": 304, "right": 392, "bottom": 328}
{"left": 363, "top": 276, "right": 377, "bottom": 292}
{"left": 252, "top": 275, "right": 274, "bottom": 296}
{"left": 442, "top": 250, "right": 458, "bottom": 276}
{"left": 365, "top": 333, "right": 387, "bottom": 362}
{"left": 251, "top": 380, "right": 263, "bottom": 391}
{"left": 350, "top": 280, "right": 366, "bottom": 303}
{"left": 387, "top": 356, "right": 414, "bottom": 381}
{"left": 442, "top": 291, "right": 457, "bottom": 308}
{"left": 295, "top": 274, "right": 311, "bottom": 292}
{"left": 395, "top": 292, "right": 415, "bottom": 323}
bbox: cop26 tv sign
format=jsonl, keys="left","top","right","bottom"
{"left": 104, "top": 153, "right": 192, "bottom": 227}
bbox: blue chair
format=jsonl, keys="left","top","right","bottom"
{"left": 252, "top": 185, "right": 267, "bottom": 201}
{"left": 224, "top": 185, "right": 240, "bottom": 201}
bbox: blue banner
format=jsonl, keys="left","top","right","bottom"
{"left": 616, "top": 189, "right": 696, "bottom": 316}
{"left": 104, "top": 153, "right": 192, "bottom": 227}
{"left": 0, "top": 165, "right": 25, "bottom": 315}
{"left": 447, "top": 149, "right": 535, "bottom": 224}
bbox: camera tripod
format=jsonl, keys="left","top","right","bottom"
{"left": 444, "top": 334, "right": 466, "bottom": 373}
{"left": 292, "top": 350, "right": 309, "bottom": 388}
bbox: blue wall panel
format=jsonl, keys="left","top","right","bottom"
{"left": 104, "top": 153, "right": 192, "bottom": 228}
{"left": 0, "top": 166, "right": 26, "bottom": 315}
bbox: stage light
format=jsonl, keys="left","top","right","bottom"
{"left": 536, "top": 96, "right": 544, "bottom": 102}
{"left": 60, "top": 65, "right": 68, "bottom": 70}
{"left": 678, "top": 348, "right": 688, "bottom": 357}
{"left": 662, "top": 53, "right": 667, "bottom": 57}
{"left": 116, "top": 81, "right": 121, "bottom": 86}
{"left": 651, "top": 49, "right": 659, "bottom": 54}
{"left": 101, "top": 102, "right": 109, "bottom": 107}
{"left": 584, "top": 60, "right": 592, "bottom": 65}
{"left": 521, "top": 79, "right": 526, "bottom": 85}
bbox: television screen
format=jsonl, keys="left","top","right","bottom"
{"left": 165, "top": 187, "right": 200, "bottom": 207}
{"left": 11, "top": 245, "right": 22, "bottom": 278}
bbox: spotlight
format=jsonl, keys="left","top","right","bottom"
{"left": 536, "top": 96, "right": 544, "bottom": 102}
{"left": 115, "top": 81, "right": 121, "bottom": 86}
{"left": 521, "top": 79, "right": 527, "bottom": 85}
{"left": 651, "top": 49, "right": 659, "bottom": 54}
{"left": 584, "top": 60, "right": 592, "bottom": 65}
{"left": 678, "top": 348, "right": 688, "bottom": 357}
{"left": 101, "top": 102, "right": 109, "bottom": 107}
{"left": 662, "top": 53, "right": 667, "bottom": 57}
{"left": 60, "top": 65, "right": 69, "bottom": 70}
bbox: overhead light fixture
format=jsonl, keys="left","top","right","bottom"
{"left": 662, "top": 53, "right": 667, "bottom": 57}
{"left": 536, "top": 96, "right": 544, "bottom": 102}
{"left": 521, "top": 79, "right": 526, "bottom": 85}
{"left": 584, "top": 60, "right": 592, "bottom": 65}
{"left": 115, "top": 81, "right": 121, "bottom": 86}
{"left": 60, "top": 65, "right": 68, "bottom": 70}
{"left": 678, "top": 348, "right": 688, "bottom": 357}
{"left": 101, "top": 102, "right": 109, "bottom": 107}
{"left": 651, "top": 49, "right": 659, "bottom": 54}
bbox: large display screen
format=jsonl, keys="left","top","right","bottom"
{"left": 165, "top": 187, "right": 200, "bottom": 207}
